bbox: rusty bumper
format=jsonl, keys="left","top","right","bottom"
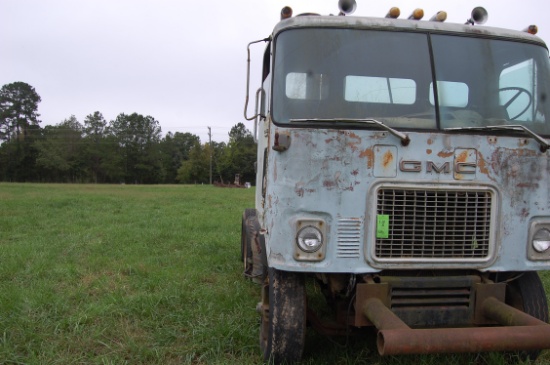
{"left": 364, "top": 297, "right": 550, "bottom": 356}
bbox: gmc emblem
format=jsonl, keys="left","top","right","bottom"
{"left": 399, "top": 161, "right": 476, "bottom": 174}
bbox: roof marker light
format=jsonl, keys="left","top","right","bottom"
{"left": 430, "top": 11, "right": 447, "bottom": 22}
{"left": 281, "top": 6, "right": 293, "bottom": 20}
{"left": 408, "top": 8, "right": 424, "bottom": 20}
{"left": 524, "top": 25, "right": 538, "bottom": 35}
{"left": 385, "top": 7, "right": 400, "bottom": 19}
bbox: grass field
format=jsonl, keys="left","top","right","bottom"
{"left": 0, "top": 183, "right": 549, "bottom": 364}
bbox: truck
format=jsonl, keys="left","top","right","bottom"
{"left": 241, "top": 1, "right": 550, "bottom": 363}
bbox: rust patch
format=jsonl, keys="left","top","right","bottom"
{"left": 521, "top": 208, "right": 530, "bottom": 218}
{"left": 477, "top": 152, "right": 492, "bottom": 179}
{"left": 490, "top": 148, "right": 538, "bottom": 175}
{"left": 456, "top": 150, "right": 469, "bottom": 163}
{"left": 351, "top": 169, "right": 359, "bottom": 176}
{"left": 323, "top": 172, "right": 342, "bottom": 190}
{"left": 382, "top": 150, "right": 394, "bottom": 168}
{"left": 437, "top": 151, "right": 454, "bottom": 158}
{"left": 517, "top": 183, "right": 540, "bottom": 189}
{"left": 426, "top": 149, "right": 432, "bottom": 155}
{"left": 342, "top": 184, "right": 354, "bottom": 192}
{"left": 347, "top": 132, "right": 362, "bottom": 152}
{"left": 427, "top": 138, "right": 434, "bottom": 145}
{"left": 323, "top": 180, "right": 336, "bottom": 189}
{"left": 360, "top": 148, "right": 375, "bottom": 169}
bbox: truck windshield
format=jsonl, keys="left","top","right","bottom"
{"left": 272, "top": 28, "right": 550, "bottom": 135}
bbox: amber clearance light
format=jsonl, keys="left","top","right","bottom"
{"left": 385, "top": 7, "right": 400, "bottom": 19}
{"left": 524, "top": 25, "right": 538, "bottom": 35}
{"left": 408, "top": 8, "right": 424, "bottom": 20}
{"left": 430, "top": 11, "right": 447, "bottom": 22}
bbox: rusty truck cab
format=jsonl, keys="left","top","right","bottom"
{"left": 242, "top": 2, "right": 550, "bottom": 363}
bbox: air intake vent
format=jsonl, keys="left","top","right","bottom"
{"left": 337, "top": 218, "right": 362, "bottom": 258}
{"left": 385, "top": 275, "right": 478, "bottom": 327}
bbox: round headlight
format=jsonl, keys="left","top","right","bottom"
{"left": 533, "top": 228, "right": 550, "bottom": 253}
{"left": 296, "top": 226, "right": 323, "bottom": 253}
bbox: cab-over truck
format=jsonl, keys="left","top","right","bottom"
{"left": 241, "top": 1, "right": 550, "bottom": 362}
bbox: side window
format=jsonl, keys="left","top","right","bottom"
{"left": 286, "top": 72, "right": 330, "bottom": 100}
{"left": 430, "top": 81, "right": 469, "bottom": 107}
{"left": 499, "top": 59, "right": 535, "bottom": 121}
{"left": 344, "top": 76, "right": 416, "bottom": 104}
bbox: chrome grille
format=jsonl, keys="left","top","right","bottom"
{"left": 375, "top": 188, "right": 492, "bottom": 259}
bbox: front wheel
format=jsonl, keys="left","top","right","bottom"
{"left": 506, "top": 271, "right": 549, "bottom": 361}
{"left": 259, "top": 268, "right": 307, "bottom": 364}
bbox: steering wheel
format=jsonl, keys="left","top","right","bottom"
{"left": 499, "top": 87, "right": 532, "bottom": 120}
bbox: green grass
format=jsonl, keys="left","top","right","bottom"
{"left": 0, "top": 183, "right": 549, "bottom": 364}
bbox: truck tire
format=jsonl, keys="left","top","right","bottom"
{"left": 241, "top": 208, "right": 256, "bottom": 264}
{"left": 242, "top": 209, "right": 267, "bottom": 283}
{"left": 260, "top": 268, "right": 306, "bottom": 364}
{"left": 506, "top": 271, "right": 549, "bottom": 361}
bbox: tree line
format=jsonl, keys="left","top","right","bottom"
{"left": 0, "top": 82, "right": 256, "bottom": 184}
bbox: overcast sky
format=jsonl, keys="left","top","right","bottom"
{"left": 2, "top": 0, "right": 549, "bottom": 143}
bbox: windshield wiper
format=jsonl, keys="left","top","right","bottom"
{"left": 444, "top": 125, "right": 549, "bottom": 152}
{"left": 289, "top": 118, "right": 410, "bottom": 146}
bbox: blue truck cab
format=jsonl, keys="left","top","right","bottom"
{"left": 242, "top": 2, "right": 550, "bottom": 362}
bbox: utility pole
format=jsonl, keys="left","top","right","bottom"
{"left": 208, "top": 126, "right": 212, "bottom": 185}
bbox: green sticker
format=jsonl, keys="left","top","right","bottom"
{"left": 376, "top": 215, "right": 389, "bottom": 239}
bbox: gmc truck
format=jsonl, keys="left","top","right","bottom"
{"left": 241, "top": 1, "right": 550, "bottom": 363}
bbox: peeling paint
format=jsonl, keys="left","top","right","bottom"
{"left": 295, "top": 131, "right": 318, "bottom": 148}
{"left": 517, "top": 183, "right": 540, "bottom": 189}
{"left": 476, "top": 152, "right": 493, "bottom": 181}
{"left": 360, "top": 148, "right": 375, "bottom": 169}
{"left": 295, "top": 185, "right": 304, "bottom": 197}
{"left": 264, "top": 126, "right": 550, "bottom": 274}
{"left": 323, "top": 180, "right": 336, "bottom": 189}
